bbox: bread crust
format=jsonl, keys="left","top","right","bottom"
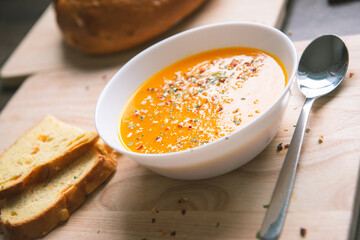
{"left": 0, "top": 116, "right": 99, "bottom": 199}
{"left": 1, "top": 148, "right": 117, "bottom": 240}
{"left": 54, "top": 0, "right": 207, "bottom": 54}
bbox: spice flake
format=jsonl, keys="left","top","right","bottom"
{"left": 300, "top": 227, "right": 307, "bottom": 238}
{"left": 181, "top": 209, "right": 187, "bottom": 215}
{"left": 256, "top": 230, "right": 261, "bottom": 239}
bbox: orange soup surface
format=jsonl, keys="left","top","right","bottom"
{"left": 119, "top": 47, "right": 287, "bottom": 154}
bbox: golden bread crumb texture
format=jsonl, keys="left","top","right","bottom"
{"left": 0, "top": 115, "right": 98, "bottom": 189}
{"left": 1, "top": 144, "right": 104, "bottom": 223}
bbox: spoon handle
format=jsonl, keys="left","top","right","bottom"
{"left": 260, "top": 97, "right": 316, "bottom": 240}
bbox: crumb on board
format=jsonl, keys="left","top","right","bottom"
{"left": 152, "top": 207, "right": 160, "bottom": 214}
{"left": 305, "top": 128, "right": 310, "bottom": 133}
{"left": 350, "top": 72, "right": 354, "bottom": 78}
{"left": 283, "top": 127, "right": 289, "bottom": 131}
{"left": 300, "top": 227, "right": 307, "bottom": 238}
{"left": 277, "top": 143, "right": 290, "bottom": 151}
{"left": 318, "top": 135, "right": 324, "bottom": 143}
{"left": 178, "top": 196, "right": 189, "bottom": 204}
{"left": 181, "top": 209, "right": 187, "bottom": 215}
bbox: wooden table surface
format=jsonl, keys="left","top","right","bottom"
{"left": 0, "top": 34, "right": 360, "bottom": 239}
{"left": 1, "top": 0, "right": 360, "bottom": 239}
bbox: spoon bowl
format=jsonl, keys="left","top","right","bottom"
{"left": 260, "top": 35, "right": 349, "bottom": 240}
{"left": 298, "top": 35, "right": 349, "bottom": 98}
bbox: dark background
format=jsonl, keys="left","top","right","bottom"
{"left": 1, "top": 0, "right": 360, "bottom": 111}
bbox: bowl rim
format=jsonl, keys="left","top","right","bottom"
{"left": 95, "top": 21, "right": 298, "bottom": 159}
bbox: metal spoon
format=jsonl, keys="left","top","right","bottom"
{"left": 260, "top": 35, "right": 349, "bottom": 240}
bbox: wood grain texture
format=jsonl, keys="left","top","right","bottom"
{"left": 1, "top": 35, "right": 360, "bottom": 239}
{"left": 0, "top": 0, "right": 287, "bottom": 80}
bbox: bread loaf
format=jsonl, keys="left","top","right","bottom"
{"left": 54, "top": 0, "right": 207, "bottom": 54}
{"left": 0, "top": 115, "right": 99, "bottom": 199}
{"left": 0, "top": 140, "right": 117, "bottom": 240}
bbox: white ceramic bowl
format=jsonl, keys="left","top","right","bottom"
{"left": 95, "top": 22, "right": 297, "bottom": 180}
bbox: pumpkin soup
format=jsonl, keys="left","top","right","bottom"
{"left": 119, "top": 47, "right": 287, "bottom": 154}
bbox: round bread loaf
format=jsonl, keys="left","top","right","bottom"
{"left": 54, "top": 0, "right": 206, "bottom": 54}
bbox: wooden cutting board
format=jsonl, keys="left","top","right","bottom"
{"left": 0, "top": 0, "right": 287, "bottom": 82}
{"left": 0, "top": 35, "right": 360, "bottom": 239}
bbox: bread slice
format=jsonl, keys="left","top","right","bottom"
{"left": 0, "top": 140, "right": 117, "bottom": 240}
{"left": 0, "top": 115, "right": 99, "bottom": 199}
